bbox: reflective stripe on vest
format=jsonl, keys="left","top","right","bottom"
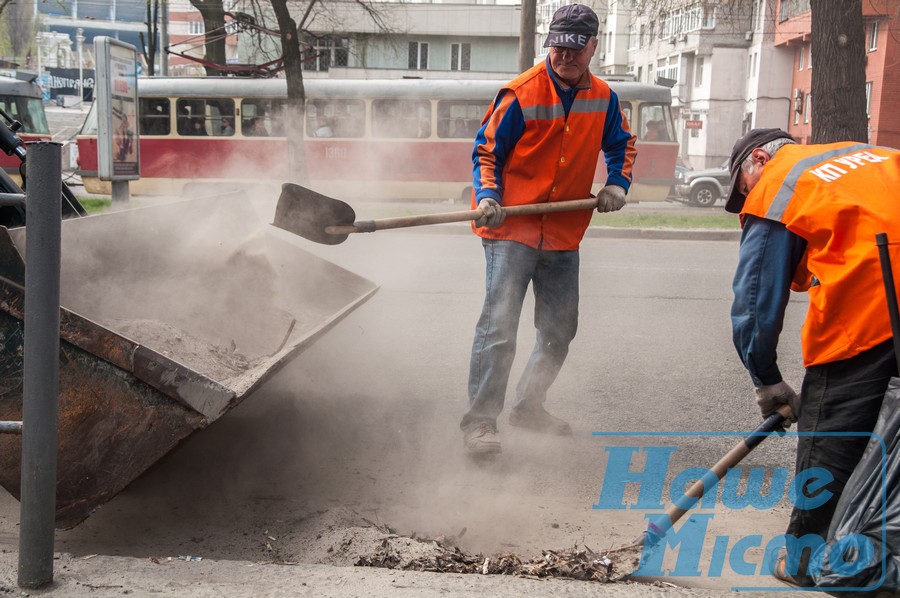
{"left": 474, "top": 63, "right": 610, "bottom": 250}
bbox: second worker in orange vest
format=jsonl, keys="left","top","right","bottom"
{"left": 726, "top": 128, "right": 900, "bottom": 587}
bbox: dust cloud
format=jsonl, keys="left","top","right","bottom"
{"left": 46, "top": 187, "right": 612, "bottom": 571}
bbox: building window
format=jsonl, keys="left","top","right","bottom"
{"left": 450, "top": 43, "right": 471, "bottom": 71}
{"left": 695, "top": 57, "right": 703, "bottom": 86}
{"left": 808, "top": 46, "right": 812, "bottom": 69}
{"left": 409, "top": 42, "right": 429, "bottom": 70}
{"left": 798, "top": 46, "right": 804, "bottom": 70}
{"left": 189, "top": 20, "right": 204, "bottom": 35}
{"left": 868, "top": 20, "right": 879, "bottom": 51}
{"left": 866, "top": 81, "right": 873, "bottom": 116}
{"left": 702, "top": 5, "right": 716, "bottom": 28}
{"left": 628, "top": 24, "right": 636, "bottom": 50}
{"left": 804, "top": 93, "right": 811, "bottom": 124}
{"left": 302, "top": 37, "right": 350, "bottom": 72}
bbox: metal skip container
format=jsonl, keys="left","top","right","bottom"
{"left": 0, "top": 194, "right": 378, "bottom": 528}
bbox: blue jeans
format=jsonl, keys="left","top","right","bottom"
{"left": 461, "top": 239, "right": 579, "bottom": 430}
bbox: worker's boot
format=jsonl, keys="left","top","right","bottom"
{"left": 509, "top": 405, "right": 572, "bottom": 436}
{"left": 463, "top": 422, "right": 501, "bottom": 454}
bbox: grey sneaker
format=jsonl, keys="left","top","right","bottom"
{"left": 463, "top": 422, "right": 501, "bottom": 454}
{"left": 509, "top": 405, "right": 572, "bottom": 436}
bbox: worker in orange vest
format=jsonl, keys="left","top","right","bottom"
{"left": 460, "top": 3, "right": 637, "bottom": 455}
{"left": 726, "top": 128, "right": 900, "bottom": 586}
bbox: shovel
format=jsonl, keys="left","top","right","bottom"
{"left": 626, "top": 403, "right": 793, "bottom": 551}
{"left": 272, "top": 183, "right": 600, "bottom": 245}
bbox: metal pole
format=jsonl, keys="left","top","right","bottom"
{"left": 76, "top": 29, "right": 85, "bottom": 106}
{"left": 161, "top": 0, "right": 169, "bottom": 76}
{"left": 17, "top": 142, "right": 62, "bottom": 590}
{"left": 876, "top": 232, "right": 900, "bottom": 374}
{"left": 518, "top": 0, "right": 537, "bottom": 73}
{"left": 35, "top": 33, "right": 42, "bottom": 82}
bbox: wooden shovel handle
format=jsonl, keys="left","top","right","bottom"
{"left": 324, "top": 197, "right": 599, "bottom": 235}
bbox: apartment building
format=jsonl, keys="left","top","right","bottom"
{"left": 623, "top": 0, "right": 792, "bottom": 169}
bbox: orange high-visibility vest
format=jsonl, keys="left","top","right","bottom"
{"left": 741, "top": 142, "right": 900, "bottom": 366}
{"left": 473, "top": 63, "right": 622, "bottom": 250}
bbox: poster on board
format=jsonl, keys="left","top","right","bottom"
{"left": 95, "top": 37, "right": 139, "bottom": 181}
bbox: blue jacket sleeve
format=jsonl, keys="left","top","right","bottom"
{"left": 472, "top": 89, "right": 525, "bottom": 204}
{"left": 731, "top": 215, "right": 808, "bottom": 387}
{"left": 601, "top": 91, "right": 637, "bottom": 192}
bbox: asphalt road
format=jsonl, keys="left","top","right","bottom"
{"left": 270, "top": 224, "right": 811, "bottom": 590}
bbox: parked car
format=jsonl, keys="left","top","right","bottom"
{"left": 673, "top": 160, "right": 730, "bottom": 208}
{"left": 668, "top": 164, "right": 691, "bottom": 199}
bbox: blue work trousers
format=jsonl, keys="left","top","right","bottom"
{"left": 461, "top": 239, "right": 579, "bottom": 430}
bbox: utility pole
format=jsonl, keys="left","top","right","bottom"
{"left": 518, "top": 0, "right": 537, "bottom": 73}
{"left": 161, "top": 0, "right": 169, "bottom": 76}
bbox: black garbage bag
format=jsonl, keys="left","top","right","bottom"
{"left": 813, "top": 378, "right": 900, "bottom": 594}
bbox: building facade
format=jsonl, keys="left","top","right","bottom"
{"left": 624, "top": 0, "right": 776, "bottom": 168}
{"left": 775, "top": 0, "right": 900, "bottom": 148}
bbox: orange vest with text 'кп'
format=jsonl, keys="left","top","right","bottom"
{"left": 473, "top": 64, "right": 617, "bottom": 251}
{"left": 740, "top": 142, "right": 900, "bottom": 367}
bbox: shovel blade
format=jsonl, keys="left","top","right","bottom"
{"left": 272, "top": 183, "right": 356, "bottom": 245}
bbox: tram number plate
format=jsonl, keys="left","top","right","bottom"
{"left": 324, "top": 146, "right": 347, "bottom": 160}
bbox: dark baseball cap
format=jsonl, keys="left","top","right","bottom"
{"left": 543, "top": 4, "right": 600, "bottom": 50}
{"left": 725, "top": 128, "right": 795, "bottom": 213}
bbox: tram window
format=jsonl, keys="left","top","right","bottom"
{"left": 619, "top": 101, "right": 632, "bottom": 127}
{"left": 639, "top": 103, "right": 672, "bottom": 142}
{"left": 437, "top": 100, "right": 486, "bottom": 138}
{"left": 241, "top": 99, "right": 285, "bottom": 137}
{"left": 209, "top": 99, "right": 235, "bottom": 137}
{"left": 372, "top": 99, "right": 431, "bottom": 139}
{"left": 176, "top": 99, "right": 208, "bottom": 136}
{"left": 139, "top": 98, "right": 170, "bottom": 136}
{"left": 305, "top": 99, "right": 364, "bottom": 138}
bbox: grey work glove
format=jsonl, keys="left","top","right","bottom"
{"left": 596, "top": 184, "right": 627, "bottom": 213}
{"left": 474, "top": 198, "right": 506, "bottom": 228}
{"left": 755, "top": 381, "right": 800, "bottom": 425}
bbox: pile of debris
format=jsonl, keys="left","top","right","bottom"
{"left": 355, "top": 533, "right": 642, "bottom": 584}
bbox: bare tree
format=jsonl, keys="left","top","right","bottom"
{"left": 254, "top": 0, "right": 393, "bottom": 183}
{"left": 0, "top": 0, "right": 35, "bottom": 63}
{"left": 809, "top": 0, "right": 868, "bottom": 142}
{"left": 0, "top": 0, "right": 13, "bottom": 24}
{"left": 140, "top": 0, "right": 162, "bottom": 76}
{"left": 188, "top": 0, "right": 227, "bottom": 76}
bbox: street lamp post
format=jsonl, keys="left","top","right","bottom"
{"left": 76, "top": 29, "right": 84, "bottom": 106}
{"left": 35, "top": 33, "right": 43, "bottom": 80}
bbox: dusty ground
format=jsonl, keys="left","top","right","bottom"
{"left": 0, "top": 316, "right": 808, "bottom": 597}
{"left": 0, "top": 197, "right": 810, "bottom": 597}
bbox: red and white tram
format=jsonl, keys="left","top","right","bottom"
{"left": 76, "top": 77, "right": 678, "bottom": 202}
